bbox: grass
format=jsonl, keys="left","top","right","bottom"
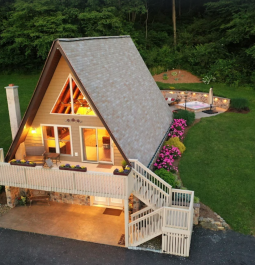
{"left": 159, "top": 82, "right": 255, "bottom": 235}
{"left": 0, "top": 74, "right": 40, "bottom": 155}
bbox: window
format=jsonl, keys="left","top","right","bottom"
{"left": 51, "top": 75, "right": 96, "bottom": 116}
{"left": 42, "top": 125, "right": 72, "bottom": 155}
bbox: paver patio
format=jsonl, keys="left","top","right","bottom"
{"left": 0, "top": 202, "right": 125, "bottom": 247}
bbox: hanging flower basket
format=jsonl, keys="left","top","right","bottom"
{"left": 10, "top": 159, "right": 36, "bottom": 167}
{"left": 59, "top": 164, "right": 87, "bottom": 172}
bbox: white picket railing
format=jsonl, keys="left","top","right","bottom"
{"left": 129, "top": 207, "right": 164, "bottom": 246}
{"left": 132, "top": 168, "right": 170, "bottom": 209}
{"left": 131, "top": 206, "right": 153, "bottom": 221}
{"left": 130, "top": 159, "right": 172, "bottom": 195}
{"left": 0, "top": 163, "right": 128, "bottom": 199}
{"left": 172, "top": 188, "right": 193, "bottom": 208}
{"left": 164, "top": 207, "right": 189, "bottom": 230}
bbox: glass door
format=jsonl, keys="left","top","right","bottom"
{"left": 81, "top": 127, "right": 113, "bottom": 163}
{"left": 82, "top": 128, "right": 97, "bottom": 161}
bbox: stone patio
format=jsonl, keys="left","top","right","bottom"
{"left": 0, "top": 202, "right": 125, "bottom": 247}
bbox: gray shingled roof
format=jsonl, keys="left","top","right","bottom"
{"left": 59, "top": 36, "right": 172, "bottom": 166}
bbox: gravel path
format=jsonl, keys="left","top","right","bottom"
{"left": 0, "top": 226, "right": 254, "bottom": 265}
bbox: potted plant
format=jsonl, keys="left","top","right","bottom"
{"left": 10, "top": 159, "right": 36, "bottom": 167}
{"left": 113, "top": 165, "right": 131, "bottom": 176}
{"left": 59, "top": 164, "right": 87, "bottom": 172}
{"left": 121, "top": 160, "right": 127, "bottom": 170}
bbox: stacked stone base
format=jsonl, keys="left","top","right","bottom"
{"left": 199, "top": 216, "right": 230, "bottom": 231}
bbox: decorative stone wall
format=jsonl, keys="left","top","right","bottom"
{"left": 162, "top": 90, "right": 230, "bottom": 109}
{"left": 5, "top": 186, "right": 20, "bottom": 208}
{"left": 49, "top": 192, "right": 90, "bottom": 205}
{"left": 199, "top": 216, "right": 230, "bottom": 231}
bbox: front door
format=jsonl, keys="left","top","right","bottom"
{"left": 81, "top": 127, "right": 113, "bottom": 163}
{"left": 93, "top": 196, "right": 123, "bottom": 209}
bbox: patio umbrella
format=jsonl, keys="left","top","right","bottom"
{"left": 208, "top": 87, "right": 213, "bottom": 106}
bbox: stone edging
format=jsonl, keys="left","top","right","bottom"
{"left": 198, "top": 213, "right": 230, "bottom": 231}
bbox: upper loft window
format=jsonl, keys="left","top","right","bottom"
{"left": 51, "top": 75, "right": 96, "bottom": 116}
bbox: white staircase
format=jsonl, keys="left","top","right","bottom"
{"left": 129, "top": 159, "right": 194, "bottom": 257}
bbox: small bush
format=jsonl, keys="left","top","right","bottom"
{"left": 173, "top": 110, "right": 195, "bottom": 126}
{"left": 194, "top": 196, "right": 200, "bottom": 203}
{"left": 149, "top": 66, "right": 165, "bottom": 75}
{"left": 163, "top": 73, "right": 168, "bottom": 80}
{"left": 230, "top": 98, "right": 249, "bottom": 110}
{"left": 121, "top": 160, "right": 127, "bottom": 168}
{"left": 154, "top": 168, "right": 177, "bottom": 187}
{"left": 164, "top": 137, "right": 186, "bottom": 154}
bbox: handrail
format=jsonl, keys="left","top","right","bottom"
{"left": 130, "top": 159, "right": 172, "bottom": 196}
{"left": 131, "top": 206, "right": 153, "bottom": 221}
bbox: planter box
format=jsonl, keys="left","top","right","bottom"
{"left": 10, "top": 162, "right": 36, "bottom": 167}
{"left": 59, "top": 167, "right": 87, "bottom": 172}
{"left": 113, "top": 169, "right": 131, "bottom": 176}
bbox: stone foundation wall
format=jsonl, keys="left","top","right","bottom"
{"left": 162, "top": 90, "right": 230, "bottom": 109}
{"left": 5, "top": 186, "right": 20, "bottom": 208}
{"left": 49, "top": 192, "right": 90, "bottom": 206}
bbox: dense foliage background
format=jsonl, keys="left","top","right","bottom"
{"left": 1, "top": 0, "right": 255, "bottom": 85}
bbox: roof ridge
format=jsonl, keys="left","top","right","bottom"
{"left": 57, "top": 36, "right": 130, "bottom": 42}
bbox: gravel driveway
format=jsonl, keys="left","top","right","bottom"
{"left": 0, "top": 226, "right": 254, "bottom": 265}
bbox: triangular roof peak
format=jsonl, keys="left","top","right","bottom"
{"left": 6, "top": 36, "right": 172, "bottom": 166}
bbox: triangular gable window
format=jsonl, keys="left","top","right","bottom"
{"left": 51, "top": 75, "right": 96, "bottom": 116}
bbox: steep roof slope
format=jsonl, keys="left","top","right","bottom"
{"left": 59, "top": 36, "right": 172, "bottom": 166}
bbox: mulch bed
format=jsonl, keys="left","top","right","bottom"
{"left": 226, "top": 108, "right": 250, "bottom": 114}
{"left": 153, "top": 69, "right": 202, "bottom": 84}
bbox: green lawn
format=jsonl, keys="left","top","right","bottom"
{"left": 0, "top": 74, "right": 40, "bottom": 155}
{"left": 158, "top": 81, "right": 255, "bottom": 235}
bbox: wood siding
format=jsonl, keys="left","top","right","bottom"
{"left": 24, "top": 56, "right": 124, "bottom": 165}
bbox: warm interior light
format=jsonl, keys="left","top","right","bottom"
{"left": 31, "top": 128, "right": 37, "bottom": 134}
{"left": 204, "top": 94, "right": 208, "bottom": 97}
{"left": 223, "top": 99, "right": 227, "bottom": 103}
{"left": 170, "top": 92, "right": 174, "bottom": 94}
{"left": 193, "top": 93, "right": 196, "bottom": 95}
{"left": 214, "top": 98, "right": 218, "bottom": 101}
{"left": 181, "top": 92, "right": 184, "bottom": 95}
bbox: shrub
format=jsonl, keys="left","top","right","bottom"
{"left": 121, "top": 160, "right": 127, "bottom": 169}
{"left": 163, "top": 73, "right": 168, "bottom": 80}
{"left": 173, "top": 110, "right": 195, "bottom": 126}
{"left": 194, "top": 196, "right": 200, "bottom": 203}
{"left": 230, "top": 98, "right": 249, "bottom": 110}
{"left": 202, "top": 75, "right": 216, "bottom": 84}
{"left": 169, "top": 119, "right": 187, "bottom": 140}
{"left": 154, "top": 145, "right": 179, "bottom": 172}
{"left": 164, "top": 137, "right": 186, "bottom": 154}
{"left": 154, "top": 168, "right": 177, "bottom": 187}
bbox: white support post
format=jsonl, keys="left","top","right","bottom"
{"left": 124, "top": 198, "right": 129, "bottom": 247}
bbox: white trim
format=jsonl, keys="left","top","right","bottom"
{"left": 41, "top": 124, "right": 73, "bottom": 156}
{"left": 79, "top": 126, "right": 114, "bottom": 164}
{"left": 50, "top": 75, "right": 70, "bottom": 114}
{"left": 50, "top": 73, "right": 97, "bottom": 116}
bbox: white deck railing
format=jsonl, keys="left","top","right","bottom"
{"left": 0, "top": 163, "right": 128, "bottom": 199}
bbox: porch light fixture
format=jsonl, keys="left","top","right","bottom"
{"left": 31, "top": 128, "right": 37, "bottom": 134}
{"left": 204, "top": 94, "right": 208, "bottom": 97}
{"left": 214, "top": 98, "right": 218, "bottom": 101}
{"left": 223, "top": 99, "right": 227, "bottom": 103}
{"left": 193, "top": 93, "right": 196, "bottom": 95}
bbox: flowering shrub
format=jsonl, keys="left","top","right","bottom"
{"left": 164, "top": 136, "right": 186, "bottom": 154}
{"left": 169, "top": 119, "right": 187, "bottom": 140}
{"left": 153, "top": 145, "right": 180, "bottom": 172}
